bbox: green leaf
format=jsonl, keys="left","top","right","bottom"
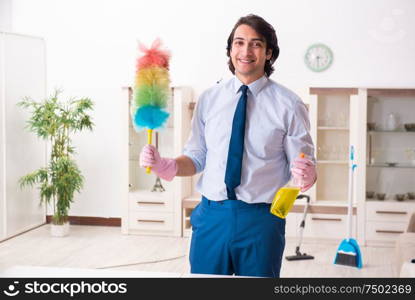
{"left": 18, "top": 89, "right": 94, "bottom": 221}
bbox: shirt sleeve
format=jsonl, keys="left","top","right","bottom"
{"left": 284, "top": 99, "right": 316, "bottom": 167}
{"left": 182, "top": 94, "right": 207, "bottom": 174}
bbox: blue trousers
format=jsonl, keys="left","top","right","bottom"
{"left": 189, "top": 196, "right": 286, "bottom": 277}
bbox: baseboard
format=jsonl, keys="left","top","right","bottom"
{"left": 46, "top": 216, "right": 121, "bottom": 227}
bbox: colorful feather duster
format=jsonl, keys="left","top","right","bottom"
{"left": 132, "top": 39, "right": 171, "bottom": 174}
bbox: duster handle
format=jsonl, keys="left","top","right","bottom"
{"left": 146, "top": 129, "right": 153, "bottom": 174}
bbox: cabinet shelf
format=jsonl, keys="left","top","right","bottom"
{"left": 291, "top": 202, "right": 357, "bottom": 215}
{"left": 367, "top": 163, "right": 415, "bottom": 169}
{"left": 318, "top": 126, "right": 349, "bottom": 131}
{"left": 298, "top": 200, "right": 352, "bottom": 206}
{"left": 313, "top": 199, "right": 348, "bottom": 204}
{"left": 317, "top": 160, "right": 348, "bottom": 164}
{"left": 129, "top": 189, "right": 173, "bottom": 200}
{"left": 366, "top": 198, "right": 415, "bottom": 203}
{"left": 368, "top": 130, "right": 415, "bottom": 134}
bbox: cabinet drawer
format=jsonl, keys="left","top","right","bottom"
{"left": 303, "top": 214, "right": 357, "bottom": 239}
{"left": 366, "top": 202, "right": 415, "bottom": 222}
{"left": 129, "top": 212, "right": 174, "bottom": 232}
{"left": 366, "top": 221, "right": 406, "bottom": 242}
{"left": 129, "top": 192, "right": 173, "bottom": 212}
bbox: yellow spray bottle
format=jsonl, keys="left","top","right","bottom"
{"left": 270, "top": 153, "right": 305, "bottom": 219}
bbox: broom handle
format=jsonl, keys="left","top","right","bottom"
{"left": 347, "top": 146, "right": 355, "bottom": 240}
{"left": 347, "top": 162, "right": 353, "bottom": 240}
{"left": 146, "top": 129, "right": 153, "bottom": 174}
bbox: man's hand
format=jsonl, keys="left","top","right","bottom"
{"left": 290, "top": 156, "right": 317, "bottom": 192}
{"left": 139, "top": 145, "right": 178, "bottom": 181}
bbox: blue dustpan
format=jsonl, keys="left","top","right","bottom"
{"left": 334, "top": 238, "right": 362, "bottom": 268}
{"left": 334, "top": 146, "right": 363, "bottom": 269}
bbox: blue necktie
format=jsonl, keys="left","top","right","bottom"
{"left": 224, "top": 85, "right": 249, "bottom": 200}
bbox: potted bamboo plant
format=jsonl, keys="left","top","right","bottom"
{"left": 18, "top": 90, "right": 94, "bottom": 237}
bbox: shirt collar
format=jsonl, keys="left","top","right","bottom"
{"left": 233, "top": 75, "right": 268, "bottom": 97}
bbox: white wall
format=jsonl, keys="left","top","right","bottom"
{"left": 0, "top": 0, "right": 12, "bottom": 31}
{"left": 10, "top": 0, "right": 415, "bottom": 218}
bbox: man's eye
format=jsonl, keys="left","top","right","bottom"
{"left": 253, "top": 42, "right": 262, "bottom": 48}
{"left": 234, "top": 41, "right": 243, "bottom": 46}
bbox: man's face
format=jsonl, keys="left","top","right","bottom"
{"left": 230, "top": 24, "right": 272, "bottom": 84}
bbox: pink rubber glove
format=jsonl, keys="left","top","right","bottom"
{"left": 290, "top": 156, "right": 317, "bottom": 192}
{"left": 139, "top": 145, "right": 178, "bottom": 181}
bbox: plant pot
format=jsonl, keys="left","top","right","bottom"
{"left": 50, "top": 222, "right": 70, "bottom": 237}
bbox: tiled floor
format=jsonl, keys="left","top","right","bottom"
{"left": 0, "top": 224, "right": 397, "bottom": 277}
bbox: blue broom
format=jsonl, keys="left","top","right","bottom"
{"left": 334, "top": 145, "right": 363, "bottom": 268}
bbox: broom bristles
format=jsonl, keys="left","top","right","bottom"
{"left": 334, "top": 252, "right": 358, "bottom": 267}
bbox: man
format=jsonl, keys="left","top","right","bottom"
{"left": 139, "top": 14, "right": 316, "bottom": 277}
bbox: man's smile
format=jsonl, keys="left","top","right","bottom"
{"left": 238, "top": 58, "right": 255, "bottom": 64}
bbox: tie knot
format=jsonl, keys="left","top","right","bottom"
{"left": 240, "top": 85, "right": 248, "bottom": 95}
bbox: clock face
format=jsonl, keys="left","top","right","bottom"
{"left": 304, "top": 43, "right": 333, "bottom": 72}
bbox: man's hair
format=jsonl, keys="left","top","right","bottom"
{"left": 226, "top": 14, "right": 280, "bottom": 77}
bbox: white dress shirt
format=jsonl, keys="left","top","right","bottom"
{"left": 183, "top": 75, "right": 315, "bottom": 204}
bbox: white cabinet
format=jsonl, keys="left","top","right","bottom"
{"left": 0, "top": 32, "right": 46, "bottom": 241}
{"left": 285, "top": 88, "right": 362, "bottom": 242}
{"left": 364, "top": 88, "right": 415, "bottom": 245}
{"left": 308, "top": 88, "right": 359, "bottom": 206}
{"left": 365, "top": 201, "right": 415, "bottom": 245}
{"left": 287, "top": 212, "right": 357, "bottom": 241}
{"left": 122, "top": 86, "right": 193, "bottom": 237}
{"left": 306, "top": 87, "right": 415, "bottom": 245}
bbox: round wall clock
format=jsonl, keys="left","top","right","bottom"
{"left": 304, "top": 43, "right": 333, "bottom": 72}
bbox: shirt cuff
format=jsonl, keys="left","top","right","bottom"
{"left": 182, "top": 151, "right": 204, "bottom": 173}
